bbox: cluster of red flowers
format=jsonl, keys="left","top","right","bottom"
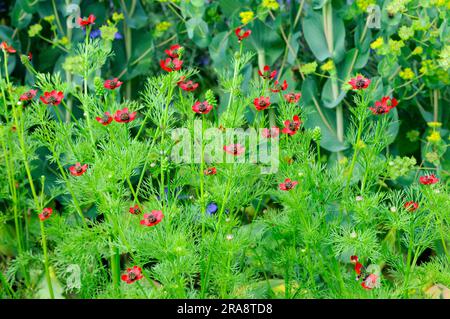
{"left": 350, "top": 255, "right": 381, "bottom": 290}
{"left": 160, "top": 44, "right": 183, "bottom": 72}
{"left": 129, "top": 205, "right": 165, "bottom": 227}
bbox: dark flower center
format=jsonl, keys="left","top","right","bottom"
{"left": 289, "top": 122, "right": 297, "bottom": 131}
{"left": 110, "top": 80, "right": 117, "bottom": 88}
{"left": 75, "top": 165, "right": 82, "bottom": 173}
{"left": 285, "top": 182, "right": 293, "bottom": 189}
{"left": 48, "top": 96, "right": 57, "bottom": 104}
{"left": 355, "top": 79, "right": 366, "bottom": 88}
{"left": 128, "top": 272, "right": 136, "bottom": 280}
{"left": 146, "top": 214, "right": 157, "bottom": 223}
{"left": 102, "top": 114, "right": 110, "bottom": 122}
{"left": 198, "top": 103, "right": 207, "bottom": 112}
{"left": 120, "top": 112, "right": 130, "bottom": 121}
{"left": 25, "top": 92, "right": 32, "bottom": 99}
{"left": 42, "top": 211, "right": 49, "bottom": 217}
{"left": 259, "top": 100, "right": 266, "bottom": 106}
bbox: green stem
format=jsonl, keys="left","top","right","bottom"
{"left": 39, "top": 220, "right": 54, "bottom": 299}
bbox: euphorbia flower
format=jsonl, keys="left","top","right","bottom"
{"left": 40, "top": 90, "right": 64, "bottom": 106}
{"left": 361, "top": 274, "right": 381, "bottom": 290}
{"left": 140, "top": 210, "right": 164, "bottom": 227}
{"left": 348, "top": 75, "right": 371, "bottom": 90}
{"left": 104, "top": 78, "right": 123, "bottom": 90}
{"left": 113, "top": 108, "right": 137, "bottom": 123}
{"left": 253, "top": 96, "right": 270, "bottom": 111}
{"left": 204, "top": 167, "right": 217, "bottom": 175}
{"left": 165, "top": 44, "right": 182, "bottom": 58}
{"left": 192, "top": 101, "right": 213, "bottom": 114}
{"left": 160, "top": 57, "right": 183, "bottom": 72}
{"left": 177, "top": 77, "right": 199, "bottom": 91}
{"left": 223, "top": 144, "right": 245, "bottom": 156}
{"left": 121, "top": 266, "right": 143, "bottom": 284}
{"left": 0, "top": 41, "right": 16, "bottom": 53}
{"left": 270, "top": 80, "right": 288, "bottom": 93}
{"left": 20, "top": 89, "right": 37, "bottom": 102}
{"left": 95, "top": 112, "right": 113, "bottom": 125}
{"left": 279, "top": 178, "right": 298, "bottom": 191}
{"left": 419, "top": 174, "right": 439, "bottom": 185}
{"left": 404, "top": 201, "right": 419, "bottom": 212}
{"left": 284, "top": 92, "right": 301, "bottom": 104}
{"left": 69, "top": 162, "right": 88, "bottom": 176}
{"left": 258, "top": 65, "right": 277, "bottom": 80}
{"left": 282, "top": 115, "right": 302, "bottom": 136}
{"left": 261, "top": 127, "right": 279, "bottom": 139}
{"left": 129, "top": 205, "right": 142, "bottom": 215}
{"left": 38, "top": 207, "right": 53, "bottom": 221}
{"left": 78, "top": 14, "right": 96, "bottom": 28}
{"left": 235, "top": 27, "right": 251, "bottom": 42}
{"left": 369, "top": 96, "right": 398, "bottom": 115}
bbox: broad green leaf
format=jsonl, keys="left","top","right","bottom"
{"left": 302, "top": 11, "right": 330, "bottom": 62}
{"left": 186, "top": 18, "right": 210, "bottom": 48}
{"left": 247, "top": 20, "right": 283, "bottom": 66}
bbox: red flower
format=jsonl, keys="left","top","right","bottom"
{"left": 253, "top": 96, "right": 271, "bottom": 111}
{"left": 192, "top": 101, "right": 213, "bottom": 114}
{"left": 160, "top": 57, "right": 183, "bottom": 72}
{"left": 261, "top": 127, "right": 279, "bottom": 138}
{"left": 129, "top": 205, "right": 142, "bottom": 215}
{"left": 223, "top": 144, "right": 245, "bottom": 156}
{"left": 404, "top": 201, "right": 419, "bottom": 212}
{"left": 20, "top": 89, "right": 37, "bottom": 102}
{"left": 270, "top": 80, "right": 288, "bottom": 93}
{"left": 0, "top": 41, "right": 16, "bottom": 54}
{"left": 113, "top": 108, "right": 137, "bottom": 123}
{"left": 77, "top": 14, "right": 96, "bottom": 28}
{"left": 282, "top": 115, "right": 302, "bottom": 136}
{"left": 140, "top": 210, "right": 164, "bottom": 227}
{"left": 204, "top": 167, "right": 217, "bottom": 175}
{"left": 104, "top": 78, "right": 123, "bottom": 90}
{"left": 284, "top": 92, "right": 301, "bottom": 104}
{"left": 361, "top": 274, "right": 380, "bottom": 290}
{"left": 348, "top": 75, "right": 371, "bottom": 90}
{"left": 235, "top": 27, "right": 251, "bottom": 42}
{"left": 177, "top": 77, "right": 199, "bottom": 92}
{"left": 28, "top": 52, "right": 32, "bottom": 61}
{"left": 40, "top": 90, "right": 64, "bottom": 106}
{"left": 419, "top": 174, "right": 439, "bottom": 185}
{"left": 258, "top": 65, "right": 277, "bottom": 80}
{"left": 279, "top": 178, "right": 298, "bottom": 191}
{"left": 165, "top": 44, "right": 182, "bottom": 58}
{"left": 38, "top": 207, "right": 53, "bottom": 221}
{"left": 69, "top": 162, "right": 88, "bottom": 176}
{"left": 369, "top": 96, "right": 398, "bottom": 115}
{"left": 95, "top": 112, "right": 113, "bottom": 125}
{"left": 121, "top": 266, "right": 144, "bottom": 284}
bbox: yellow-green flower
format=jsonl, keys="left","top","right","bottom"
{"left": 112, "top": 12, "right": 124, "bottom": 22}
{"left": 420, "top": 60, "right": 435, "bottom": 75}
{"left": 261, "top": 0, "right": 279, "bottom": 10}
{"left": 300, "top": 61, "right": 317, "bottom": 75}
{"left": 398, "top": 26, "right": 414, "bottom": 40}
{"left": 100, "top": 25, "right": 118, "bottom": 42}
{"left": 427, "top": 122, "right": 442, "bottom": 128}
{"left": 58, "top": 36, "right": 69, "bottom": 46}
{"left": 28, "top": 24, "right": 43, "bottom": 37}
{"left": 427, "top": 131, "right": 441, "bottom": 143}
{"left": 370, "top": 37, "right": 384, "bottom": 50}
{"left": 399, "top": 68, "right": 414, "bottom": 80}
{"left": 239, "top": 11, "right": 254, "bottom": 25}
{"left": 425, "top": 152, "right": 440, "bottom": 164}
{"left": 438, "top": 45, "right": 450, "bottom": 71}
{"left": 356, "top": 0, "right": 376, "bottom": 11}
{"left": 320, "top": 60, "right": 335, "bottom": 72}
{"left": 155, "top": 21, "right": 172, "bottom": 33}
{"left": 44, "top": 15, "right": 55, "bottom": 23}
{"left": 388, "top": 39, "right": 405, "bottom": 56}
{"left": 412, "top": 46, "right": 423, "bottom": 55}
